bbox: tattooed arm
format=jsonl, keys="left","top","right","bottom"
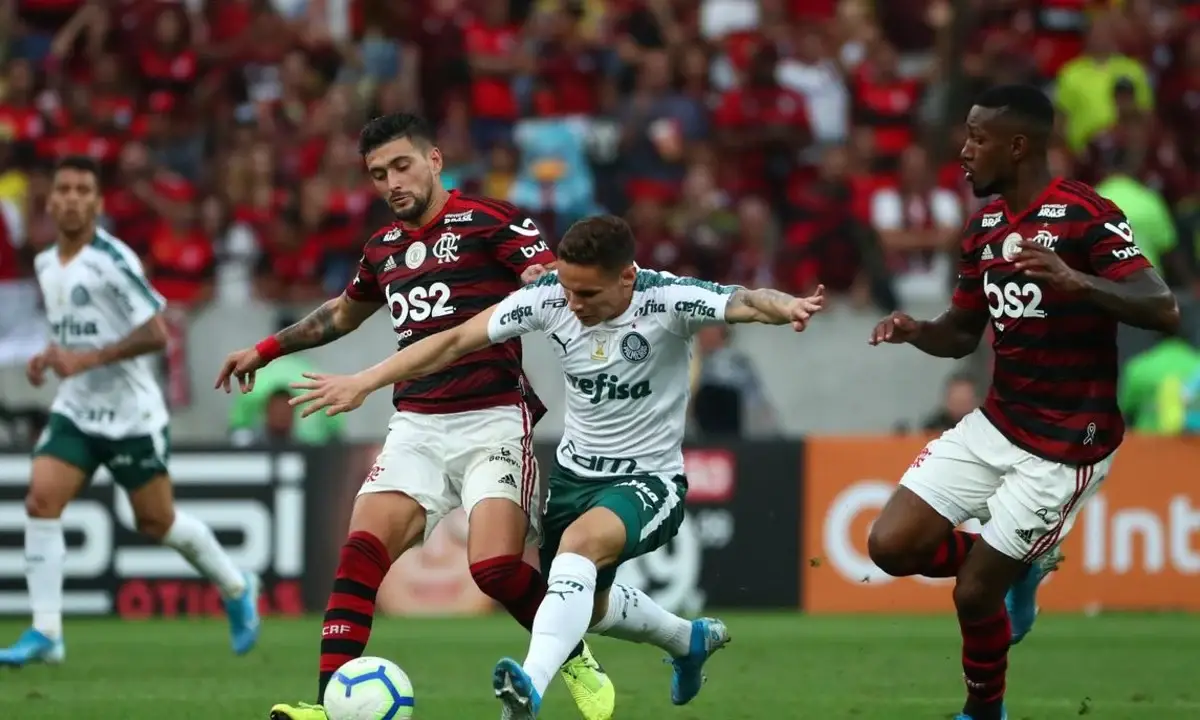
{"left": 215, "top": 293, "right": 383, "bottom": 392}
{"left": 724, "top": 286, "right": 819, "bottom": 325}
{"left": 274, "top": 293, "right": 383, "bottom": 354}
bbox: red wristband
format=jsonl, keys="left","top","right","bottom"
{"left": 254, "top": 336, "right": 283, "bottom": 363}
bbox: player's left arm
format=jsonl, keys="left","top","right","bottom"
{"left": 290, "top": 285, "right": 548, "bottom": 416}
{"left": 664, "top": 277, "right": 824, "bottom": 335}
{"left": 1078, "top": 215, "right": 1179, "bottom": 333}
{"left": 724, "top": 286, "right": 824, "bottom": 326}
{"left": 487, "top": 211, "right": 556, "bottom": 283}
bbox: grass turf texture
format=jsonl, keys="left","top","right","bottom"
{"left": 0, "top": 613, "right": 1194, "bottom": 719}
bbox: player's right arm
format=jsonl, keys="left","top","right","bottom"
{"left": 215, "top": 254, "right": 384, "bottom": 393}
{"left": 289, "top": 284, "right": 548, "bottom": 417}
{"left": 870, "top": 237, "right": 988, "bottom": 359}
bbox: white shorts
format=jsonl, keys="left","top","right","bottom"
{"left": 899, "top": 409, "right": 1113, "bottom": 562}
{"left": 358, "top": 404, "right": 542, "bottom": 542}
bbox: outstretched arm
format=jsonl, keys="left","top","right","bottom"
{"left": 359, "top": 306, "right": 497, "bottom": 392}
{"left": 723, "top": 286, "right": 824, "bottom": 326}
{"left": 289, "top": 305, "right": 500, "bottom": 417}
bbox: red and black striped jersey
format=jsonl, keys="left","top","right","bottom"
{"left": 951, "top": 178, "right": 1154, "bottom": 465}
{"left": 345, "top": 191, "right": 555, "bottom": 417}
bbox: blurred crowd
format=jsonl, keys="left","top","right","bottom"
{"left": 0, "top": 0, "right": 1198, "bottom": 313}
{"left": 2, "top": 0, "right": 1200, "bottom": 439}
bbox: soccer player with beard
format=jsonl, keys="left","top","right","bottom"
{"left": 214, "top": 114, "right": 614, "bottom": 720}
{"left": 867, "top": 85, "right": 1178, "bottom": 720}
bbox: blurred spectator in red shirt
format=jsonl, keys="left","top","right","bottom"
{"left": 851, "top": 40, "right": 921, "bottom": 171}
{"left": 713, "top": 42, "right": 810, "bottom": 201}
{"left": 529, "top": 5, "right": 602, "bottom": 118}
{"left": 0, "top": 59, "right": 46, "bottom": 166}
{"left": 147, "top": 187, "right": 216, "bottom": 309}
{"left": 465, "top": 0, "right": 523, "bottom": 149}
{"left": 869, "top": 145, "right": 962, "bottom": 304}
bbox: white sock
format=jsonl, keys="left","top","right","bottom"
{"left": 26, "top": 517, "right": 65, "bottom": 639}
{"left": 523, "top": 553, "right": 597, "bottom": 697}
{"left": 162, "top": 511, "right": 246, "bottom": 599}
{"left": 590, "top": 583, "right": 693, "bottom": 657}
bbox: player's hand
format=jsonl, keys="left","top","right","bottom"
{"left": 869, "top": 311, "right": 921, "bottom": 345}
{"left": 789, "top": 284, "right": 825, "bottom": 331}
{"left": 215, "top": 348, "right": 265, "bottom": 394}
{"left": 289, "top": 372, "right": 370, "bottom": 418}
{"left": 521, "top": 264, "right": 549, "bottom": 284}
{"left": 43, "top": 345, "right": 99, "bottom": 378}
{"left": 1014, "top": 239, "right": 1088, "bottom": 293}
{"left": 26, "top": 352, "right": 48, "bottom": 387}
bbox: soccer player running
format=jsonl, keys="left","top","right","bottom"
{"left": 867, "top": 85, "right": 1179, "bottom": 720}
{"left": 214, "top": 114, "right": 613, "bottom": 720}
{"left": 0, "top": 156, "right": 260, "bottom": 667}
{"left": 289, "top": 214, "right": 825, "bottom": 720}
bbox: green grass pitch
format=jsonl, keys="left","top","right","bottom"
{"left": 1, "top": 613, "right": 1195, "bottom": 719}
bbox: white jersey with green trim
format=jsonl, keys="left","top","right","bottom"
{"left": 487, "top": 269, "right": 737, "bottom": 480}
{"left": 34, "top": 228, "right": 169, "bottom": 438}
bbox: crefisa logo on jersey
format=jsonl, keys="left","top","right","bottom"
{"left": 674, "top": 299, "right": 716, "bottom": 318}
{"left": 635, "top": 300, "right": 666, "bottom": 317}
{"left": 1037, "top": 203, "right": 1067, "bottom": 219}
{"left": 620, "top": 332, "right": 651, "bottom": 363}
{"left": 566, "top": 372, "right": 652, "bottom": 404}
{"left": 499, "top": 304, "right": 533, "bottom": 326}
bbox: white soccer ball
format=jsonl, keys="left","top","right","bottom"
{"left": 323, "top": 656, "right": 415, "bottom": 720}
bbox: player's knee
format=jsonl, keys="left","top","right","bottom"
{"left": 135, "top": 509, "right": 175, "bottom": 541}
{"left": 867, "top": 524, "right": 921, "bottom": 577}
{"left": 468, "top": 553, "right": 528, "bottom": 603}
{"left": 24, "top": 489, "right": 68, "bottom": 519}
{"left": 348, "top": 492, "right": 426, "bottom": 559}
{"left": 559, "top": 522, "right": 623, "bottom": 566}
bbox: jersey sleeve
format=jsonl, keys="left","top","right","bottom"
{"left": 489, "top": 211, "right": 555, "bottom": 275}
{"left": 104, "top": 252, "right": 165, "bottom": 326}
{"left": 950, "top": 233, "right": 985, "bottom": 312}
{"left": 344, "top": 252, "right": 385, "bottom": 303}
{"left": 1084, "top": 211, "right": 1155, "bottom": 280}
{"left": 662, "top": 277, "right": 739, "bottom": 336}
{"left": 486, "top": 283, "right": 550, "bottom": 343}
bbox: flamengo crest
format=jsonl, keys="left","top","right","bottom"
{"left": 433, "top": 233, "right": 460, "bottom": 264}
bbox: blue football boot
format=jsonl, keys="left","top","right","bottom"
{"left": 669, "top": 617, "right": 731, "bottom": 705}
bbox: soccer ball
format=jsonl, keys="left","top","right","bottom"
{"left": 323, "top": 656, "right": 415, "bottom": 720}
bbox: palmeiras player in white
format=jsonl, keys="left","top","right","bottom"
{"left": 0, "top": 156, "right": 259, "bottom": 667}
{"left": 290, "top": 214, "right": 825, "bottom": 719}
{"left": 868, "top": 85, "right": 1178, "bottom": 720}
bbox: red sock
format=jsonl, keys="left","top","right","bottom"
{"left": 317, "top": 531, "right": 392, "bottom": 702}
{"left": 924, "top": 531, "right": 979, "bottom": 578}
{"left": 960, "top": 608, "right": 1011, "bottom": 717}
{"left": 470, "top": 554, "right": 584, "bottom": 660}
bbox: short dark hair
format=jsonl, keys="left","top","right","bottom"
{"left": 53, "top": 155, "right": 101, "bottom": 180}
{"left": 358, "top": 114, "right": 435, "bottom": 156}
{"left": 558, "top": 215, "right": 636, "bottom": 273}
{"left": 973, "top": 84, "right": 1055, "bottom": 138}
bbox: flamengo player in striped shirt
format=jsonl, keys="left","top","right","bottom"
{"left": 867, "top": 85, "right": 1178, "bottom": 720}
{"left": 213, "top": 114, "right": 614, "bottom": 720}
